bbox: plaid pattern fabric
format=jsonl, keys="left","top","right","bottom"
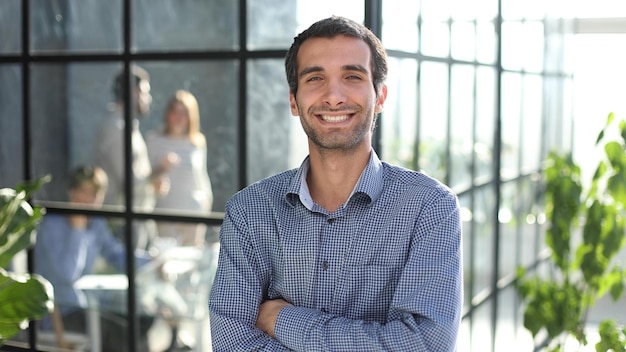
{"left": 209, "top": 151, "right": 463, "bottom": 351}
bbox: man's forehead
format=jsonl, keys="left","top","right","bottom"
{"left": 296, "top": 36, "right": 372, "bottom": 73}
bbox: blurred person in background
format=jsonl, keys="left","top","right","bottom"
{"left": 34, "top": 165, "right": 154, "bottom": 351}
{"left": 95, "top": 65, "right": 157, "bottom": 252}
{"left": 146, "top": 89, "right": 213, "bottom": 247}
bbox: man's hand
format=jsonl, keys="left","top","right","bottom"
{"left": 255, "top": 298, "right": 292, "bottom": 338}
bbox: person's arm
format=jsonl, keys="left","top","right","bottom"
{"left": 197, "top": 142, "right": 213, "bottom": 211}
{"left": 93, "top": 218, "right": 151, "bottom": 270}
{"left": 95, "top": 119, "right": 124, "bottom": 205}
{"left": 208, "top": 201, "right": 291, "bottom": 352}
{"left": 35, "top": 216, "right": 89, "bottom": 286}
{"left": 259, "top": 192, "right": 463, "bottom": 352}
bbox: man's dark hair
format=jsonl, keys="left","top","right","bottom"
{"left": 112, "top": 65, "right": 150, "bottom": 102}
{"left": 284, "top": 16, "right": 388, "bottom": 97}
{"left": 68, "top": 165, "right": 108, "bottom": 193}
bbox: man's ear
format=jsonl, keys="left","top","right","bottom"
{"left": 289, "top": 93, "right": 299, "bottom": 116}
{"left": 375, "top": 85, "right": 388, "bottom": 114}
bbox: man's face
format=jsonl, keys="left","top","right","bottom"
{"left": 134, "top": 79, "right": 152, "bottom": 117}
{"left": 289, "top": 35, "right": 386, "bottom": 152}
{"left": 68, "top": 181, "right": 103, "bottom": 206}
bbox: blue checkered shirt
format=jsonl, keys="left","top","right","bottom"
{"left": 209, "top": 151, "right": 463, "bottom": 351}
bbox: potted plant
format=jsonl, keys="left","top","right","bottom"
{"left": 0, "top": 176, "right": 54, "bottom": 346}
{"left": 516, "top": 113, "right": 626, "bottom": 351}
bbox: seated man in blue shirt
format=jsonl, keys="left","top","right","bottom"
{"left": 34, "top": 165, "right": 153, "bottom": 350}
{"left": 209, "top": 16, "right": 464, "bottom": 352}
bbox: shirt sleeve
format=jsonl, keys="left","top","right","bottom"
{"left": 93, "top": 218, "right": 151, "bottom": 271}
{"left": 208, "top": 200, "right": 292, "bottom": 352}
{"left": 274, "top": 192, "right": 463, "bottom": 352}
{"left": 36, "top": 216, "right": 87, "bottom": 284}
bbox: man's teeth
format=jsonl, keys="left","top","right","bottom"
{"left": 321, "top": 115, "right": 349, "bottom": 122}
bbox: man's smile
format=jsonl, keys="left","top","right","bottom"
{"left": 318, "top": 114, "right": 351, "bottom": 122}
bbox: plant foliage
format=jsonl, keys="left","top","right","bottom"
{"left": 0, "top": 176, "right": 54, "bottom": 346}
{"left": 516, "top": 113, "right": 626, "bottom": 351}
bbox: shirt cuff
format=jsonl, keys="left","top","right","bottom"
{"left": 274, "top": 305, "right": 322, "bottom": 351}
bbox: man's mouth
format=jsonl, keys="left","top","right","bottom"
{"left": 319, "top": 114, "right": 351, "bottom": 122}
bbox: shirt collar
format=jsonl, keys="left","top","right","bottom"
{"left": 285, "top": 149, "right": 384, "bottom": 210}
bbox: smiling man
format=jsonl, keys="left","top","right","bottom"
{"left": 209, "top": 16, "right": 463, "bottom": 351}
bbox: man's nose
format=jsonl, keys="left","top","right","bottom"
{"left": 322, "top": 79, "right": 346, "bottom": 107}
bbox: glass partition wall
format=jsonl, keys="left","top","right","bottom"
{"left": 0, "top": 1, "right": 573, "bottom": 351}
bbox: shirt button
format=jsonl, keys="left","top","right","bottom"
{"left": 321, "top": 308, "right": 328, "bottom": 313}
{"left": 322, "top": 261, "right": 329, "bottom": 270}
{"left": 327, "top": 218, "right": 335, "bottom": 223}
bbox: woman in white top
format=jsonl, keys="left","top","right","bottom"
{"left": 146, "top": 89, "right": 213, "bottom": 247}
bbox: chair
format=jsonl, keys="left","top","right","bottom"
{"left": 36, "top": 304, "right": 90, "bottom": 351}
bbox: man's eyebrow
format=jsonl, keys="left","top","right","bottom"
{"left": 298, "top": 64, "right": 369, "bottom": 79}
{"left": 342, "top": 64, "right": 369, "bottom": 74}
{"left": 299, "top": 66, "right": 323, "bottom": 78}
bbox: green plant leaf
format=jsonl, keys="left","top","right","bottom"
{"left": 0, "top": 176, "right": 52, "bottom": 346}
{"left": 519, "top": 114, "right": 626, "bottom": 351}
{"left": 0, "top": 189, "right": 44, "bottom": 269}
{"left": 595, "top": 319, "right": 626, "bottom": 352}
{"left": 0, "top": 269, "right": 54, "bottom": 344}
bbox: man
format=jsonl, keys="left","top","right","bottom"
{"left": 95, "top": 64, "right": 156, "bottom": 251}
{"left": 209, "top": 16, "right": 463, "bottom": 351}
{"left": 34, "top": 166, "right": 153, "bottom": 351}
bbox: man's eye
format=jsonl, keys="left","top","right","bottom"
{"left": 306, "top": 76, "right": 322, "bottom": 82}
{"left": 346, "top": 75, "right": 362, "bottom": 80}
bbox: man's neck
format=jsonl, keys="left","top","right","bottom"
{"left": 306, "top": 144, "right": 371, "bottom": 212}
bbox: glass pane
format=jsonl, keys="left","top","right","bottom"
{"left": 247, "top": 59, "right": 299, "bottom": 184}
{"left": 0, "top": 1, "right": 21, "bottom": 53}
{"left": 30, "top": 62, "right": 122, "bottom": 204}
{"left": 471, "top": 300, "right": 493, "bottom": 352}
{"left": 139, "top": 222, "right": 221, "bottom": 351}
{"left": 495, "top": 286, "right": 535, "bottom": 351}
{"left": 451, "top": 0, "right": 478, "bottom": 20}
{"left": 501, "top": 0, "right": 524, "bottom": 20}
{"left": 421, "top": 21, "right": 450, "bottom": 58}
{"left": 522, "top": 21, "right": 545, "bottom": 73}
{"left": 501, "top": 21, "right": 524, "bottom": 71}
{"left": 133, "top": 0, "right": 237, "bottom": 51}
{"left": 382, "top": 0, "right": 420, "bottom": 53}
{"left": 33, "top": 212, "right": 136, "bottom": 351}
{"left": 422, "top": 0, "right": 451, "bottom": 21}
{"left": 498, "top": 181, "right": 518, "bottom": 276}
{"left": 138, "top": 60, "right": 239, "bottom": 214}
{"left": 449, "top": 64, "right": 475, "bottom": 189}
{"left": 419, "top": 61, "right": 448, "bottom": 181}
{"left": 520, "top": 74, "right": 543, "bottom": 171}
{"left": 247, "top": 0, "right": 363, "bottom": 50}
{"left": 501, "top": 72, "right": 522, "bottom": 177}
{"left": 451, "top": 0, "right": 497, "bottom": 21}
{"left": 30, "top": 0, "right": 122, "bottom": 53}
{"left": 573, "top": 0, "right": 626, "bottom": 17}
{"left": 520, "top": 179, "right": 545, "bottom": 268}
{"left": 451, "top": 21, "right": 475, "bottom": 62}
{"left": 294, "top": 0, "right": 364, "bottom": 36}
{"left": 502, "top": 20, "right": 545, "bottom": 73}
{"left": 475, "top": 66, "right": 496, "bottom": 181}
{"left": 0, "top": 65, "right": 24, "bottom": 188}
{"left": 473, "top": 186, "right": 496, "bottom": 296}
{"left": 476, "top": 21, "right": 497, "bottom": 64}
{"left": 382, "top": 57, "right": 418, "bottom": 169}
{"left": 30, "top": 61, "right": 238, "bottom": 214}
{"left": 247, "top": 0, "right": 298, "bottom": 50}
